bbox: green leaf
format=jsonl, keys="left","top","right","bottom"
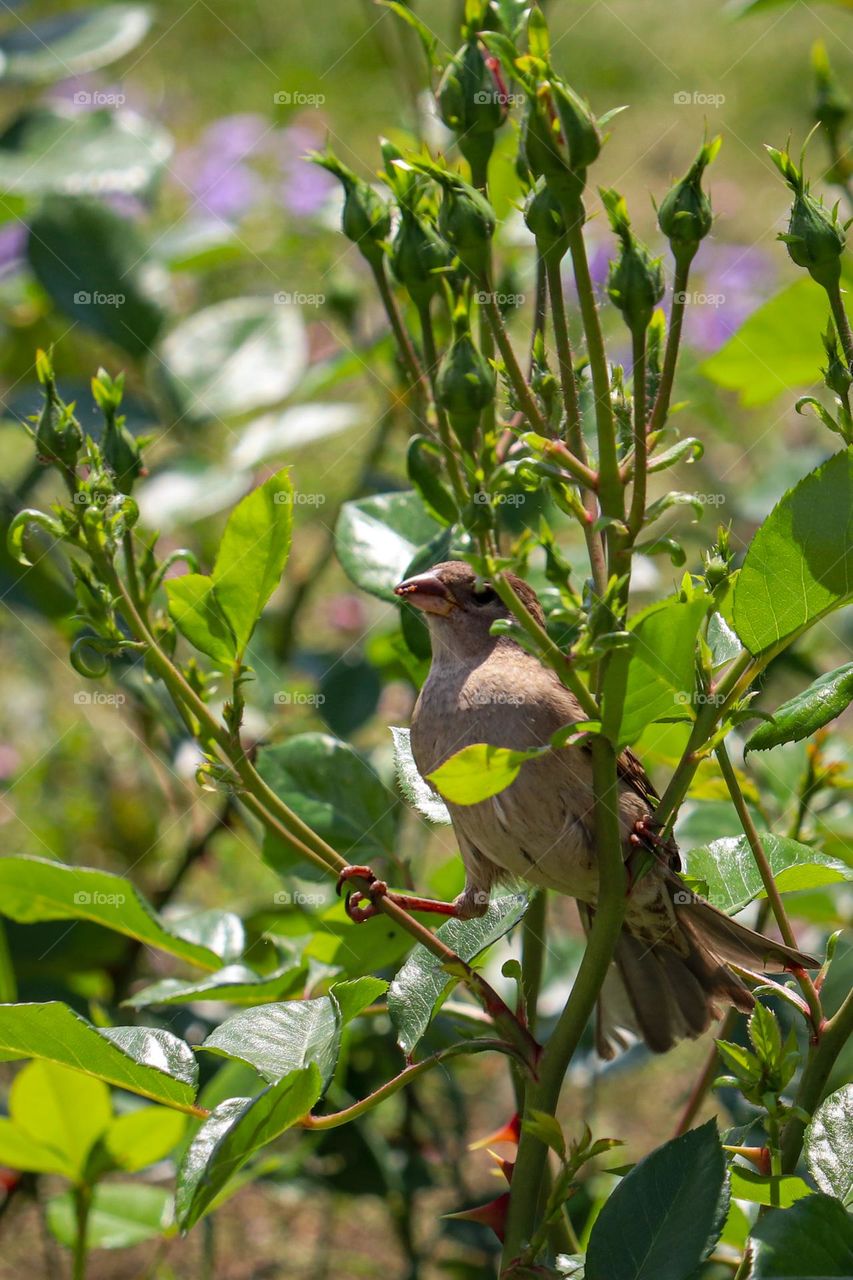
{"left": 330, "top": 976, "right": 389, "bottom": 1023}
{"left": 729, "top": 1166, "right": 812, "bottom": 1208}
{"left": 684, "top": 834, "right": 852, "bottom": 916}
{"left": 176, "top": 1065, "right": 321, "bottom": 1231}
{"left": 104, "top": 1106, "right": 187, "bottom": 1172}
{"left": 745, "top": 663, "right": 853, "bottom": 754}
{"left": 0, "top": 6, "right": 152, "bottom": 84}
{"left": 0, "top": 106, "right": 172, "bottom": 197}
{"left": 0, "top": 856, "right": 223, "bottom": 970}
{"left": 805, "top": 1085, "right": 853, "bottom": 1209}
{"left": 155, "top": 297, "right": 306, "bottom": 423}
{"left": 123, "top": 964, "right": 306, "bottom": 1010}
{"left": 390, "top": 726, "right": 451, "bottom": 825}
{"left": 0, "top": 1003, "right": 197, "bottom": 1110}
{"left": 335, "top": 490, "right": 444, "bottom": 602}
{"left": 46, "top": 1183, "right": 172, "bottom": 1250}
{"left": 701, "top": 277, "right": 827, "bottom": 406}
{"left": 165, "top": 573, "right": 236, "bottom": 663}
{"left": 0, "top": 1060, "right": 112, "bottom": 1179}
{"left": 198, "top": 997, "right": 341, "bottom": 1088}
{"left": 388, "top": 895, "right": 528, "bottom": 1054}
{"left": 212, "top": 469, "right": 293, "bottom": 656}
{"left": 426, "top": 743, "right": 543, "bottom": 805}
{"left": 232, "top": 404, "right": 359, "bottom": 468}
{"left": 585, "top": 1121, "right": 728, "bottom": 1280}
{"left": 602, "top": 593, "right": 710, "bottom": 747}
{"left": 27, "top": 196, "right": 165, "bottom": 357}
{"left": 749, "top": 1194, "right": 853, "bottom": 1277}
{"left": 301, "top": 899, "right": 414, "bottom": 978}
{"left": 256, "top": 733, "right": 397, "bottom": 874}
{"left": 733, "top": 451, "right": 853, "bottom": 654}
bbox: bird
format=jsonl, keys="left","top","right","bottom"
{"left": 346, "top": 559, "right": 816, "bottom": 1058}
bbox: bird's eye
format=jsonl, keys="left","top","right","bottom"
{"left": 472, "top": 584, "right": 498, "bottom": 606}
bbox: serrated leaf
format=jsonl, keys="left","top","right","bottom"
{"left": 330, "top": 976, "right": 389, "bottom": 1022}
{"left": 749, "top": 1194, "right": 853, "bottom": 1277}
{"left": 198, "top": 997, "right": 341, "bottom": 1088}
{"left": 585, "top": 1121, "right": 729, "bottom": 1280}
{"left": 0, "top": 857, "right": 222, "bottom": 970}
{"left": 0, "top": 1004, "right": 197, "bottom": 1110}
{"left": 684, "top": 834, "right": 852, "bottom": 915}
{"left": 388, "top": 895, "right": 528, "bottom": 1054}
{"left": 123, "top": 964, "right": 306, "bottom": 1010}
{"left": 745, "top": 663, "right": 853, "bottom": 753}
{"left": 390, "top": 726, "right": 451, "bottom": 824}
{"left": 805, "top": 1085, "right": 853, "bottom": 1208}
{"left": 427, "top": 743, "right": 543, "bottom": 805}
{"left": 165, "top": 572, "right": 236, "bottom": 663}
{"left": 733, "top": 451, "right": 853, "bottom": 654}
{"left": 176, "top": 1064, "right": 321, "bottom": 1231}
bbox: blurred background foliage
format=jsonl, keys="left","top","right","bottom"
{"left": 0, "top": 0, "right": 851, "bottom": 1276}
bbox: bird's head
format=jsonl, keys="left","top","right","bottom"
{"left": 394, "top": 560, "right": 544, "bottom": 660}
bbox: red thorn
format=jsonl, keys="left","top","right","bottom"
{"left": 469, "top": 1111, "right": 521, "bottom": 1150}
{"left": 486, "top": 1148, "right": 515, "bottom": 1184}
{"left": 446, "top": 1192, "right": 510, "bottom": 1241}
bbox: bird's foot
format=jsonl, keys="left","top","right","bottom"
{"left": 628, "top": 815, "right": 666, "bottom": 852}
{"left": 336, "top": 865, "right": 473, "bottom": 924}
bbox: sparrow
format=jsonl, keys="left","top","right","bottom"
{"left": 381, "top": 560, "right": 816, "bottom": 1057}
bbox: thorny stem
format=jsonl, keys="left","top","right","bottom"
{"left": 715, "top": 742, "right": 822, "bottom": 1032}
{"left": 521, "top": 888, "right": 547, "bottom": 1036}
{"left": 369, "top": 257, "right": 427, "bottom": 395}
{"left": 649, "top": 257, "right": 691, "bottom": 434}
{"left": 501, "top": 735, "right": 626, "bottom": 1271}
{"left": 781, "top": 986, "right": 853, "bottom": 1171}
{"left": 825, "top": 277, "right": 853, "bottom": 370}
{"left": 627, "top": 330, "right": 648, "bottom": 539}
{"left": 417, "top": 299, "right": 469, "bottom": 506}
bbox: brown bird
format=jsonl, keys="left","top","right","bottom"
{"left": 341, "top": 560, "right": 816, "bottom": 1058}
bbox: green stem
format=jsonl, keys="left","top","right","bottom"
{"left": 825, "top": 277, "right": 853, "bottom": 369}
{"left": 501, "top": 736, "right": 626, "bottom": 1270}
{"left": 627, "top": 330, "right": 648, "bottom": 539}
{"left": 417, "top": 299, "right": 468, "bottom": 506}
{"left": 72, "top": 1185, "right": 92, "bottom": 1280}
{"left": 369, "top": 258, "right": 427, "bottom": 395}
{"left": 781, "top": 987, "right": 853, "bottom": 1171}
{"left": 521, "top": 888, "right": 547, "bottom": 1036}
{"left": 649, "top": 257, "right": 691, "bottom": 434}
{"left": 565, "top": 221, "right": 623, "bottom": 535}
{"left": 715, "top": 743, "right": 822, "bottom": 1031}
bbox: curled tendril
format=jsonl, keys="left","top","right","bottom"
{"left": 149, "top": 549, "right": 201, "bottom": 594}
{"left": 7, "top": 508, "right": 66, "bottom": 567}
{"left": 795, "top": 395, "right": 852, "bottom": 443}
{"left": 634, "top": 535, "right": 687, "bottom": 566}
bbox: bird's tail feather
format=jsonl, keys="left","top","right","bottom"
{"left": 580, "top": 896, "right": 818, "bottom": 1059}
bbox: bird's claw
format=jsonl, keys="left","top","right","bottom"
{"left": 629, "top": 815, "right": 666, "bottom": 851}
{"left": 336, "top": 864, "right": 388, "bottom": 923}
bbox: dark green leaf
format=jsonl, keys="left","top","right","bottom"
{"left": 805, "top": 1085, "right": 853, "bottom": 1208}
{"left": 585, "top": 1121, "right": 728, "bottom": 1280}
{"left": 176, "top": 1064, "right": 321, "bottom": 1231}
{"left": 155, "top": 297, "right": 307, "bottom": 423}
{"left": 47, "top": 1183, "right": 172, "bottom": 1250}
{"left": 684, "top": 834, "right": 852, "bottom": 915}
{"left": 745, "top": 663, "right": 853, "bottom": 753}
{"left": 388, "top": 895, "right": 528, "bottom": 1054}
{"left": 335, "top": 490, "right": 443, "bottom": 602}
{"left": 0, "top": 6, "right": 152, "bottom": 84}
{"left": 0, "top": 1003, "right": 197, "bottom": 1109}
{"left": 198, "top": 997, "right": 341, "bottom": 1088}
{"left": 0, "top": 857, "right": 222, "bottom": 969}
{"left": 749, "top": 1194, "right": 853, "bottom": 1277}
{"left": 733, "top": 451, "right": 853, "bottom": 654}
{"left": 123, "top": 964, "right": 306, "bottom": 1010}
{"left": 27, "top": 197, "right": 166, "bottom": 356}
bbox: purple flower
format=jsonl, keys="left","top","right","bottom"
{"left": 277, "top": 124, "right": 334, "bottom": 217}
{"left": 681, "top": 242, "right": 776, "bottom": 352}
{"left": 0, "top": 222, "right": 26, "bottom": 277}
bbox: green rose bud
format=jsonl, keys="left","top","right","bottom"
{"left": 523, "top": 177, "right": 568, "bottom": 256}
{"left": 437, "top": 40, "right": 507, "bottom": 180}
{"left": 433, "top": 172, "right": 496, "bottom": 280}
{"left": 310, "top": 152, "right": 390, "bottom": 266}
{"left": 391, "top": 208, "right": 451, "bottom": 307}
{"left": 520, "top": 77, "right": 600, "bottom": 219}
{"left": 601, "top": 188, "right": 665, "bottom": 337}
{"left": 436, "top": 304, "right": 496, "bottom": 450}
{"left": 92, "top": 369, "right": 143, "bottom": 495}
{"left": 34, "top": 349, "right": 82, "bottom": 470}
{"left": 657, "top": 136, "right": 720, "bottom": 267}
{"left": 768, "top": 143, "right": 846, "bottom": 288}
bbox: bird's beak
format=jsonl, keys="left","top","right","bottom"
{"left": 394, "top": 572, "right": 457, "bottom": 617}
